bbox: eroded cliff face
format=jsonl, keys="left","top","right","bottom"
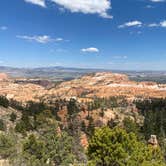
{"left": 0, "top": 72, "right": 166, "bottom": 103}
{"left": 44, "top": 72, "right": 166, "bottom": 101}
{"left": 0, "top": 73, "right": 46, "bottom": 102}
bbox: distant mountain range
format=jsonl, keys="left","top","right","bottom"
{"left": 0, "top": 66, "right": 112, "bottom": 81}
{"left": 0, "top": 66, "right": 166, "bottom": 83}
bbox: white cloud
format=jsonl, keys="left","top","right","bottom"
{"left": 118, "top": 21, "right": 142, "bottom": 28}
{"left": 0, "top": 26, "right": 8, "bottom": 30}
{"left": 147, "top": 20, "right": 166, "bottom": 28}
{"left": 119, "top": 20, "right": 166, "bottom": 29}
{"left": 81, "top": 47, "right": 99, "bottom": 53}
{"left": 160, "top": 20, "right": 166, "bottom": 27}
{"left": 51, "top": 0, "right": 112, "bottom": 19}
{"left": 148, "top": 23, "right": 159, "bottom": 27}
{"left": 24, "top": 0, "right": 112, "bottom": 18}
{"left": 55, "top": 38, "right": 63, "bottom": 42}
{"left": 150, "top": 0, "right": 165, "bottom": 2}
{"left": 17, "top": 35, "right": 64, "bottom": 43}
{"left": 24, "top": 0, "right": 46, "bottom": 7}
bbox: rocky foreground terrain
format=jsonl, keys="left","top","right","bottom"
{"left": 0, "top": 72, "right": 166, "bottom": 103}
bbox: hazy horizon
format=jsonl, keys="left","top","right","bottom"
{"left": 1, "top": 65, "right": 166, "bottom": 72}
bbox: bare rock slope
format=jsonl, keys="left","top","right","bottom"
{"left": 45, "top": 72, "right": 166, "bottom": 101}
{"left": 0, "top": 72, "right": 166, "bottom": 103}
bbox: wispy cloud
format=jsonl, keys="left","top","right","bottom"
{"left": 118, "top": 21, "right": 142, "bottom": 28}
{"left": 145, "top": 5, "right": 154, "bottom": 8}
{"left": 55, "top": 38, "right": 63, "bottom": 42}
{"left": 145, "top": 0, "right": 165, "bottom": 9}
{"left": 24, "top": 0, "right": 46, "bottom": 7}
{"left": 0, "top": 26, "right": 8, "bottom": 30}
{"left": 81, "top": 47, "right": 99, "bottom": 53}
{"left": 50, "top": 48, "right": 68, "bottom": 53}
{"left": 149, "top": 0, "right": 165, "bottom": 2}
{"left": 17, "top": 35, "right": 65, "bottom": 43}
{"left": 148, "top": 23, "right": 159, "bottom": 27}
{"left": 119, "top": 20, "right": 166, "bottom": 29}
{"left": 147, "top": 20, "right": 166, "bottom": 28}
{"left": 129, "top": 31, "right": 142, "bottom": 35}
{"left": 113, "top": 56, "right": 128, "bottom": 59}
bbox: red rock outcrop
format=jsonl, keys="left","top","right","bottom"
{"left": 44, "top": 72, "right": 166, "bottom": 101}
{"left": 0, "top": 72, "right": 166, "bottom": 103}
{"left": 0, "top": 73, "right": 8, "bottom": 81}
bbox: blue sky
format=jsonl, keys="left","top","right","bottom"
{"left": 0, "top": 0, "right": 166, "bottom": 70}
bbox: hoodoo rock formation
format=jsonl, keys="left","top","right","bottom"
{"left": 44, "top": 72, "right": 166, "bottom": 102}
{"left": 148, "top": 135, "right": 158, "bottom": 148}
{"left": 0, "top": 72, "right": 166, "bottom": 103}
